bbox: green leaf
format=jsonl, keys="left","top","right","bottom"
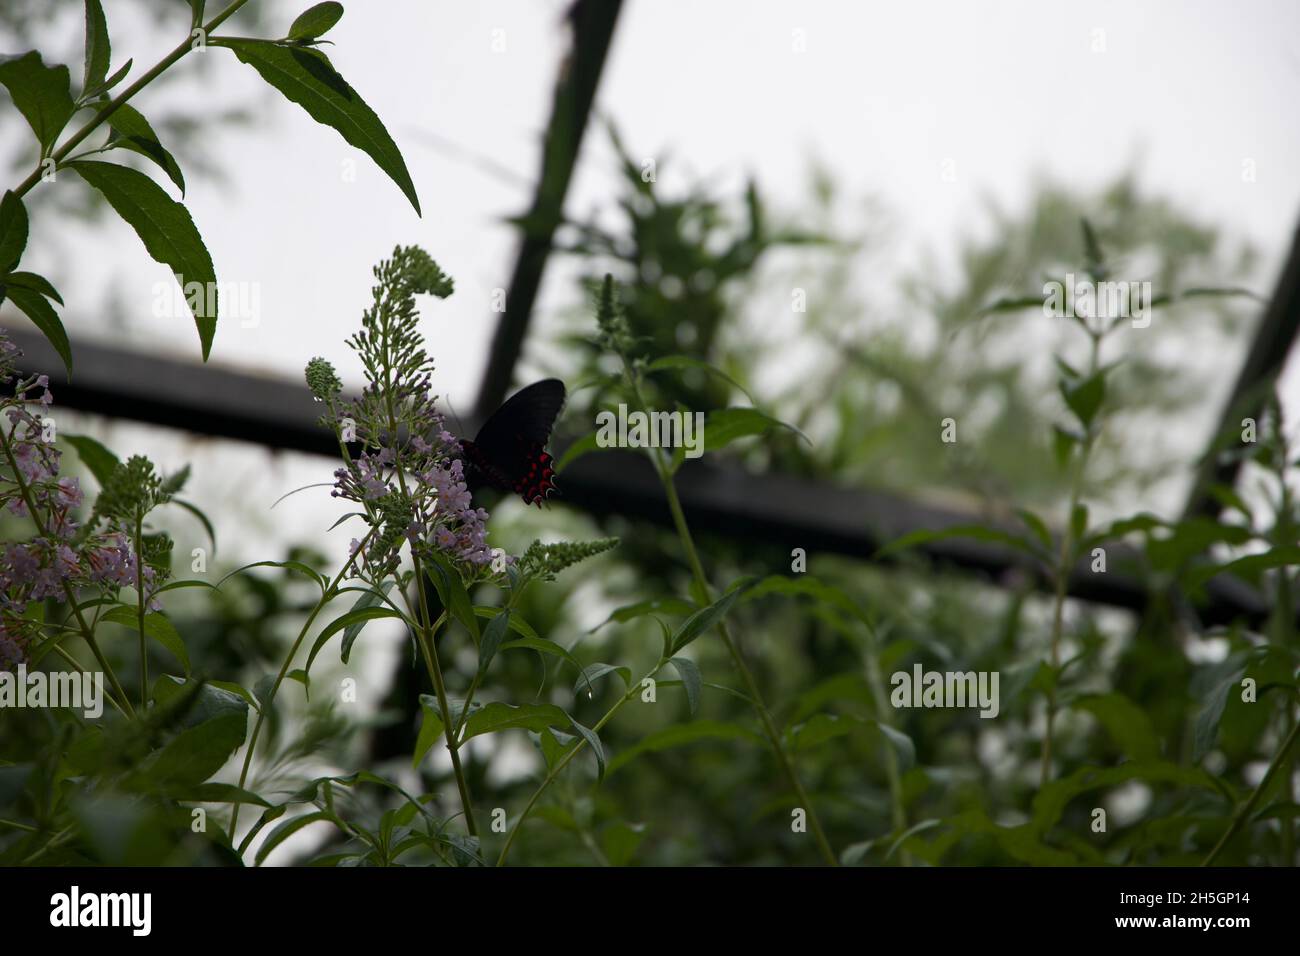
{"left": 82, "top": 0, "right": 111, "bottom": 96}
{"left": 166, "top": 782, "right": 269, "bottom": 807}
{"left": 2, "top": 271, "right": 63, "bottom": 303}
{"left": 186, "top": 2, "right": 206, "bottom": 29}
{"left": 670, "top": 578, "right": 758, "bottom": 654}
{"left": 591, "top": 596, "right": 696, "bottom": 631}
{"left": 1051, "top": 424, "right": 1080, "bottom": 468}
{"left": 872, "top": 720, "right": 916, "bottom": 771}
{"left": 669, "top": 656, "right": 702, "bottom": 715}
{"left": 412, "top": 696, "right": 444, "bottom": 768}
{"left": 1016, "top": 509, "right": 1053, "bottom": 552}
{"left": 461, "top": 702, "right": 572, "bottom": 742}
{"left": 1074, "top": 692, "right": 1160, "bottom": 761}
{"left": 215, "top": 40, "right": 420, "bottom": 215}
{"left": 554, "top": 431, "right": 603, "bottom": 473}
{"left": 423, "top": 553, "right": 479, "bottom": 642}
{"left": 1192, "top": 653, "right": 1250, "bottom": 762}
{"left": 499, "top": 636, "right": 584, "bottom": 675}
{"left": 1185, "top": 546, "right": 1300, "bottom": 592}
{"left": 306, "top": 601, "right": 401, "bottom": 672}
{"left": 287, "top": 2, "right": 345, "bottom": 42}
{"left": 606, "top": 720, "right": 759, "bottom": 776}
{"left": 703, "top": 407, "right": 807, "bottom": 453}
{"left": 573, "top": 662, "right": 632, "bottom": 697}
{"left": 5, "top": 286, "right": 71, "bottom": 377}
{"left": 171, "top": 497, "right": 217, "bottom": 554}
{"left": 1060, "top": 371, "right": 1105, "bottom": 430}
{"left": 102, "top": 103, "right": 186, "bottom": 194}
{"left": 476, "top": 608, "right": 511, "bottom": 675}
{"left": 569, "top": 719, "right": 606, "bottom": 781}
{"left": 645, "top": 355, "right": 756, "bottom": 403}
{"left": 152, "top": 676, "right": 249, "bottom": 727}
{"left": 82, "top": 57, "right": 131, "bottom": 100}
{"left": 138, "top": 712, "right": 246, "bottom": 789}
{"left": 69, "top": 160, "right": 218, "bottom": 359}
{"left": 0, "top": 190, "right": 28, "bottom": 273}
{"left": 63, "top": 433, "right": 121, "bottom": 486}
{"left": 255, "top": 811, "right": 332, "bottom": 866}
{"left": 0, "top": 51, "right": 76, "bottom": 151}
{"left": 789, "top": 712, "right": 856, "bottom": 751}
{"left": 474, "top": 605, "right": 539, "bottom": 641}
{"left": 102, "top": 606, "right": 190, "bottom": 674}
{"left": 876, "top": 524, "right": 1045, "bottom": 562}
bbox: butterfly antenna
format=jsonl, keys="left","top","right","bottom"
{"left": 443, "top": 394, "right": 467, "bottom": 439}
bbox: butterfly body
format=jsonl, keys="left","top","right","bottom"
{"left": 462, "top": 379, "right": 565, "bottom": 506}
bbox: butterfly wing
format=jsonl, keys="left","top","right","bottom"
{"left": 462, "top": 379, "right": 566, "bottom": 506}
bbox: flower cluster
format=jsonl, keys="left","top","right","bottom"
{"left": 0, "top": 331, "right": 164, "bottom": 669}
{"left": 308, "top": 247, "right": 504, "bottom": 576}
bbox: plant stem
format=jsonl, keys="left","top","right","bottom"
{"left": 135, "top": 513, "right": 148, "bottom": 710}
{"left": 412, "top": 594, "right": 478, "bottom": 837}
{"left": 863, "top": 628, "right": 909, "bottom": 865}
{"left": 229, "top": 532, "right": 373, "bottom": 838}
{"left": 496, "top": 659, "right": 666, "bottom": 866}
{"left": 12, "top": 0, "right": 253, "bottom": 198}
{"left": 1041, "top": 331, "right": 1100, "bottom": 786}
{"left": 1203, "top": 716, "right": 1300, "bottom": 866}
{"left": 623, "top": 366, "right": 838, "bottom": 865}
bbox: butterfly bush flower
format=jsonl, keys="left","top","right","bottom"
{"left": 0, "top": 331, "right": 170, "bottom": 669}
{"left": 306, "top": 247, "right": 503, "bottom": 576}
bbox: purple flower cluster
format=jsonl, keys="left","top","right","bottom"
{"left": 324, "top": 376, "right": 497, "bottom": 570}
{"left": 0, "top": 332, "right": 154, "bottom": 669}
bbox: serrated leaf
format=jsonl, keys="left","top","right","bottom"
{"left": 0, "top": 51, "right": 76, "bottom": 151}
{"left": 69, "top": 160, "right": 217, "bottom": 359}
{"left": 215, "top": 40, "right": 420, "bottom": 215}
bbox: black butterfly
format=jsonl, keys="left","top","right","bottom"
{"left": 462, "top": 379, "right": 565, "bottom": 506}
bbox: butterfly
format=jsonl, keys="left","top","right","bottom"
{"left": 462, "top": 379, "right": 566, "bottom": 506}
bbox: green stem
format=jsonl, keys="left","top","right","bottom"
{"left": 135, "top": 513, "right": 147, "bottom": 710}
{"left": 229, "top": 531, "right": 373, "bottom": 838}
{"left": 496, "top": 659, "right": 665, "bottom": 866}
{"left": 1041, "top": 331, "right": 1100, "bottom": 786}
{"left": 12, "top": 0, "right": 254, "bottom": 198}
{"left": 863, "top": 628, "right": 909, "bottom": 864}
{"left": 412, "top": 597, "right": 478, "bottom": 837}
{"left": 625, "top": 367, "right": 838, "bottom": 865}
{"left": 1203, "top": 717, "right": 1300, "bottom": 866}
